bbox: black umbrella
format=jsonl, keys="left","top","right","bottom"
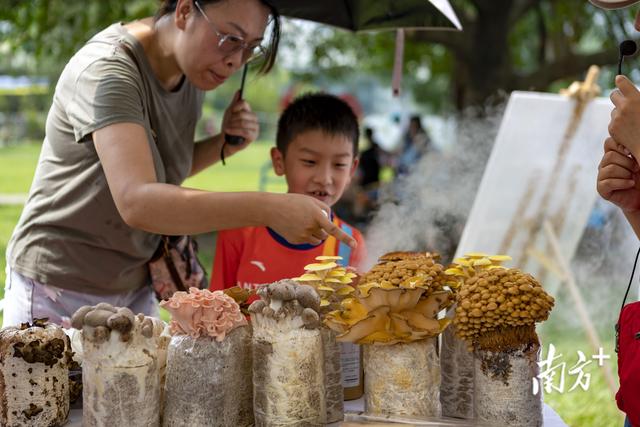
{"left": 269, "top": 0, "right": 461, "bottom": 32}
{"left": 224, "top": 1, "right": 461, "bottom": 146}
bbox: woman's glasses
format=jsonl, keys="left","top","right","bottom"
{"left": 194, "top": 0, "right": 267, "bottom": 63}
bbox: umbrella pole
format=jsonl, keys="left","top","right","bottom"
{"left": 224, "top": 64, "right": 249, "bottom": 146}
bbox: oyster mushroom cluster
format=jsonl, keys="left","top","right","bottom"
{"left": 324, "top": 252, "right": 454, "bottom": 345}
{"left": 294, "top": 256, "right": 357, "bottom": 312}
{"left": 160, "top": 287, "right": 247, "bottom": 340}
{"left": 249, "top": 280, "right": 322, "bottom": 330}
{"left": 71, "top": 303, "right": 164, "bottom": 343}
{"left": 451, "top": 257, "right": 554, "bottom": 351}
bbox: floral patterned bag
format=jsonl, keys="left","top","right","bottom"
{"left": 149, "top": 236, "right": 208, "bottom": 301}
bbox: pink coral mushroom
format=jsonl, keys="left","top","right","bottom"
{"left": 160, "top": 288, "right": 247, "bottom": 341}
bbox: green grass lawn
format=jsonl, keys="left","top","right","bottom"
{"left": 0, "top": 142, "right": 626, "bottom": 426}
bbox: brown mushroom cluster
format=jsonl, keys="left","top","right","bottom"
{"left": 249, "top": 280, "right": 323, "bottom": 330}
{"left": 324, "top": 252, "right": 455, "bottom": 345}
{"left": 358, "top": 251, "right": 448, "bottom": 294}
{"left": 223, "top": 286, "right": 256, "bottom": 315}
{"left": 452, "top": 262, "right": 554, "bottom": 351}
{"left": 293, "top": 256, "right": 357, "bottom": 313}
{"left": 71, "top": 303, "right": 161, "bottom": 343}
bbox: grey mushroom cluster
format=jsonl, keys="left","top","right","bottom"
{"left": 249, "top": 280, "right": 322, "bottom": 330}
{"left": 71, "top": 303, "right": 157, "bottom": 343}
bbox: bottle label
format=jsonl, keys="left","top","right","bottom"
{"left": 340, "top": 342, "right": 361, "bottom": 387}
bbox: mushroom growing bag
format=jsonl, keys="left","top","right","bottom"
{"left": 474, "top": 343, "right": 542, "bottom": 427}
{"left": 450, "top": 255, "right": 554, "bottom": 427}
{"left": 364, "top": 337, "right": 440, "bottom": 417}
{"left": 72, "top": 305, "right": 165, "bottom": 427}
{"left": 162, "top": 329, "right": 252, "bottom": 426}
{"left": 159, "top": 288, "right": 252, "bottom": 427}
{"left": 0, "top": 320, "right": 72, "bottom": 427}
{"left": 250, "top": 281, "right": 326, "bottom": 427}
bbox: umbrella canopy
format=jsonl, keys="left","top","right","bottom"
{"left": 269, "top": 0, "right": 462, "bottom": 32}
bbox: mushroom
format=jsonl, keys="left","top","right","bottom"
{"left": 453, "top": 266, "right": 554, "bottom": 351}
{"left": 70, "top": 305, "right": 93, "bottom": 329}
{"left": 302, "top": 308, "right": 321, "bottom": 329}
{"left": 323, "top": 251, "right": 454, "bottom": 345}
{"left": 295, "top": 285, "right": 321, "bottom": 312}
{"left": 269, "top": 280, "right": 297, "bottom": 301}
{"left": 83, "top": 309, "right": 114, "bottom": 327}
{"left": 293, "top": 255, "right": 357, "bottom": 314}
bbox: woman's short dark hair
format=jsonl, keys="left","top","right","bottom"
{"left": 156, "top": 0, "right": 280, "bottom": 74}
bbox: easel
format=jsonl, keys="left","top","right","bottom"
{"left": 512, "top": 66, "right": 617, "bottom": 396}
{"left": 534, "top": 221, "right": 618, "bottom": 396}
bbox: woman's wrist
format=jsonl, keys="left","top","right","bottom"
{"left": 253, "top": 192, "right": 282, "bottom": 227}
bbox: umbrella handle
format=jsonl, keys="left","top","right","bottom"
{"left": 224, "top": 64, "right": 249, "bottom": 146}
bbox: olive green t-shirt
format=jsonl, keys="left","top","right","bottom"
{"left": 8, "top": 23, "right": 204, "bottom": 295}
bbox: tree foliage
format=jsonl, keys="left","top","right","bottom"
{"left": 289, "top": 0, "right": 636, "bottom": 110}
{"left": 0, "top": 0, "right": 636, "bottom": 110}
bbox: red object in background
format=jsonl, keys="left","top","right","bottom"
{"left": 338, "top": 93, "right": 363, "bottom": 119}
{"left": 279, "top": 85, "right": 363, "bottom": 120}
{"left": 616, "top": 301, "right": 640, "bottom": 426}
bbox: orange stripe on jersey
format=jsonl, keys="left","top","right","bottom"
{"left": 322, "top": 216, "right": 341, "bottom": 257}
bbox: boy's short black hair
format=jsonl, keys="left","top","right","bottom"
{"left": 276, "top": 93, "right": 360, "bottom": 157}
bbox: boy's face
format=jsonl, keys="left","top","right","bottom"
{"left": 271, "top": 129, "right": 359, "bottom": 207}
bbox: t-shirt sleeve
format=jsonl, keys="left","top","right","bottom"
{"left": 210, "top": 229, "right": 244, "bottom": 290}
{"left": 350, "top": 227, "right": 367, "bottom": 272}
{"left": 66, "top": 56, "right": 146, "bottom": 143}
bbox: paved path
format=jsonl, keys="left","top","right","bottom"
{"left": 0, "top": 194, "right": 27, "bottom": 205}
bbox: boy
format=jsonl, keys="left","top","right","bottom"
{"left": 210, "top": 93, "right": 367, "bottom": 291}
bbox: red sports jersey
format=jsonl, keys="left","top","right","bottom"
{"left": 210, "top": 215, "right": 366, "bottom": 291}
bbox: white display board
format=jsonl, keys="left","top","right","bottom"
{"left": 456, "top": 91, "right": 612, "bottom": 273}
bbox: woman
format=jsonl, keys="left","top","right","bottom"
{"left": 4, "top": 0, "right": 355, "bottom": 327}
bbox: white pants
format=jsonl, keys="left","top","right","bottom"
{"left": 2, "top": 266, "right": 159, "bottom": 328}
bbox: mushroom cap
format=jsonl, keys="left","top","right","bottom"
{"left": 465, "top": 252, "right": 489, "bottom": 258}
{"left": 295, "top": 284, "right": 321, "bottom": 312}
{"left": 316, "top": 256, "right": 343, "bottom": 261}
{"left": 268, "top": 280, "right": 297, "bottom": 301}
{"left": 304, "top": 262, "right": 338, "bottom": 271}
{"left": 489, "top": 255, "right": 512, "bottom": 262}
{"left": 337, "top": 306, "right": 390, "bottom": 343}
{"left": 336, "top": 286, "right": 355, "bottom": 296}
{"left": 453, "top": 258, "right": 472, "bottom": 267}
{"left": 295, "top": 273, "right": 323, "bottom": 282}
{"left": 302, "top": 308, "right": 321, "bottom": 328}
{"left": 248, "top": 300, "right": 266, "bottom": 314}
{"left": 360, "top": 287, "right": 425, "bottom": 313}
{"left": 328, "top": 269, "right": 347, "bottom": 277}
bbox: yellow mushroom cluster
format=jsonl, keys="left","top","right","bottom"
{"left": 445, "top": 252, "right": 513, "bottom": 287}
{"left": 293, "top": 256, "right": 357, "bottom": 312}
{"left": 358, "top": 251, "right": 448, "bottom": 295}
{"left": 324, "top": 252, "right": 454, "bottom": 345}
{"left": 453, "top": 267, "right": 554, "bottom": 351}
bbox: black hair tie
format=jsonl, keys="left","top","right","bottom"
{"left": 220, "top": 140, "right": 228, "bottom": 166}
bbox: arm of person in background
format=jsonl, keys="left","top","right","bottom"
{"left": 93, "top": 122, "right": 357, "bottom": 247}
{"left": 609, "top": 76, "right": 640, "bottom": 159}
{"left": 597, "top": 137, "right": 640, "bottom": 238}
{"left": 210, "top": 229, "right": 243, "bottom": 291}
{"left": 190, "top": 91, "right": 256, "bottom": 176}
